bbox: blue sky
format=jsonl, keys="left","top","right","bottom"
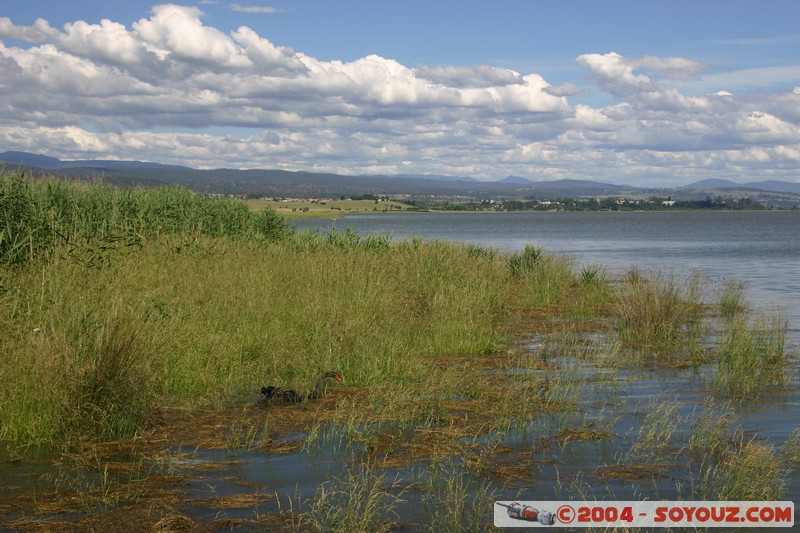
{"left": 1, "top": 1, "right": 799, "bottom": 185}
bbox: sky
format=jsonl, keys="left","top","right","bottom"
{"left": 1, "top": 1, "right": 799, "bottom": 186}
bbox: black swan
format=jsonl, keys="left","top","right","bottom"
{"left": 260, "top": 371, "right": 343, "bottom": 404}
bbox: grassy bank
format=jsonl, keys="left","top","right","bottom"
{"left": 246, "top": 198, "right": 414, "bottom": 217}
{"left": 1, "top": 171, "right": 793, "bottom": 450}
{"left": 2, "top": 172, "right": 797, "bottom": 531}
{"left": 1, "top": 172, "right": 577, "bottom": 449}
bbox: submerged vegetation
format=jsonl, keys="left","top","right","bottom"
{"left": 1, "top": 170, "right": 797, "bottom": 530}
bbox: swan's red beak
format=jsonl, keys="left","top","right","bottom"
{"left": 334, "top": 373, "right": 343, "bottom": 382}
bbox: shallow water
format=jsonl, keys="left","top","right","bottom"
{"left": 3, "top": 348, "right": 797, "bottom": 530}
{"left": 139, "top": 337, "right": 798, "bottom": 528}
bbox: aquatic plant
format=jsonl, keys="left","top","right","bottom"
{"left": 688, "top": 406, "right": 786, "bottom": 501}
{"left": 718, "top": 280, "right": 749, "bottom": 322}
{"left": 688, "top": 402, "right": 732, "bottom": 461}
{"left": 508, "top": 244, "right": 543, "bottom": 276}
{"left": 701, "top": 438, "right": 785, "bottom": 500}
{"left": 779, "top": 429, "right": 800, "bottom": 464}
{"left": 464, "top": 243, "right": 497, "bottom": 261}
{"left": 2, "top": 204, "right": 578, "bottom": 448}
{"left": 0, "top": 305, "right": 155, "bottom": 446}
{"left": 423, "top": 464, "right": 497, "bottom": 533}
{"left": 296, "top": 463, "right": 406, "bottom": 533}
{"left": 714, "top": 312, "right": 787, "bottom": 399}
{"left": 0, "top": 170, "right": 289, "bottom": 267}
{"left": 623, "top": 398, "right": 682, "bottom": 464}
{"left": 580, "top": 266, "right": 601, "bottom": 285}
{"left": 611, "top": 269, "right": 704, "bottom": 351}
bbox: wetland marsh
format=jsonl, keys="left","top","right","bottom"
{"left": 1, "top": 173, "right": 797, "bottom": 531}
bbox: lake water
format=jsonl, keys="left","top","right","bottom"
{"left": 295, "top": 211, "right": 800, "bottom": 345}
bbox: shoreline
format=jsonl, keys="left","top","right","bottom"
{"left": 2, "top": 175, "right": 797, "bottom": 531}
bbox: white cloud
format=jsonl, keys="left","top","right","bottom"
{"left": 415, "top": 64, "right": 523, "bottom": 88}
{"left": 0, "top": 17, "right": 57, "bottom": 42}
{"left": 576, "top": 52, "right": 656, "bottom": 97}
{"left": 60, "top": 19, "right": 150, "bottom": 66}
{"left": 231, "top": 26, "right": 307, "bottom": 74}
{"left": 0, "top": 6, "right": 798, "bottom": 185}
{"left": 632, "top": 55, "right": 708, "bottom": 81}
{"left": 230, "top": 4, "right": 285, "bottom": 14}
{"left": 544, "top": 82, "right": 582, "bottom": 97}
{"left": 675, "top": 64, "right": 800, "bottom": 95}
{"left": 133, "top": 4, "right": 251, "bottom": 69}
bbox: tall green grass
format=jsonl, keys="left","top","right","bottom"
{"left": 624, "top": 398, "right": 682, "bottom": 464}
{"left": 423, "top": 463, "right": 497, "bottom": 533}
{"left": 0, "top": 170, "right": 288, "bottom": 266}
{"left": 289, "top": 464, "right": 406, "bottom": 533}
{"left": 717, "top": 281, "right": 749, "bottom": 322}
{"left": 691, "top": 402, "right": 786, "bottom": 500}
{"left": 611, "top": 269, "right": 704, "bottom": 350}
{"left": 714, "top": 313, "right": 788, "bottom": 399}
{"left": 0, "top": 174, "right": 577, "bottom": 450}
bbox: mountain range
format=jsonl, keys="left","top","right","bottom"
{"left": 679, "top": 178, "right": 800, "bottom": 195}
{"left": 3, "top": 151, "right": 799, "bottom": 205}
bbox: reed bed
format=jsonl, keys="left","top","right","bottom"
{"left": 3, "top": 171, "right": 798, "bottom": 531}
{"left": 286, "top": 463, "right": 406, "bottom": 533}
{"left": 714, "top": 312, "right": 788, "bottom": 399}
{"left": 0, "top": 172, "right": 577, "bottom": 450}
{"left": 611, "top": 269, "right": 704, "bottom": 351}
{"left": 0, "top": 169, "right": 288, "bottom": 267}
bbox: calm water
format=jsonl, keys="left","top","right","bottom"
{"left": 296, "top": 211, "right": 800, "bottom": 344}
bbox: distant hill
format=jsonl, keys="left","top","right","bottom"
{"left": 0, "top": 150, "right": 634, "bottom": 198}
{"left": 376, "top": 173, "right": 479, "bottom": 183}
{"left": 682, "top": 178, "right": 739, "bottom": 190}
{"left": 521, "top": 178, "right": 626, "bottom": 196}
{"left": 1, "top": 151, "right": 65, "bottom": 169}
{"left": 682, "top": 178, "right": 800, "bottom": 195}
{"left": 0, "top": 151, "right": 191, "bottom": 171}
{"left": 498, "top": 175, "right": 534, "bottom": 185}
{"left": 2, "top": 151, "right": 798, "bottom": 205}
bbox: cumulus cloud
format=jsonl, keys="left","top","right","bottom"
{"left": 632, "top": 55, "right": 708, "bottom": 80}
{"left": 133, "top": 4, "right": 251, "bottom": 69}
{"left": 0, "top": 17, "right": 57, "bottom": 42}
{"left": 577, "top": 52, "right": 656, "bottom": 97}
{"left": 230, "top": 4, "right": 285, "bottom": 14}
{"left": 544, "top": 82, "right": 582, "bottom": 97}
{"left": 230, "top": 26, "right": 307, "bottom": 74}
{"left": 415, "top": 64, "right": 524, "bottom": 88}
{"left": 0, "top": 5, "right": 798, "bottom": 185}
